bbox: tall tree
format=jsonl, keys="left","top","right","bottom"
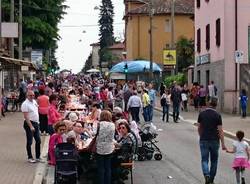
{"left": 2, "top": 0, "right": 67, "bottom": 72}
{"left": 98, "top": 0, "right": 114, "bottom": 66}
{"left": 176, "top": 36, "right": 194, "bottom": 72}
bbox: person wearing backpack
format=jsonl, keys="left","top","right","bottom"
{"left": 161, "top": 90, "right": 171, "bottom": 122}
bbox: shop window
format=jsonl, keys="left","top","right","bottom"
{"left": 216, "top": 18, "right": 221, "bottom": 47}
{"left": 197, "top": 0, "right": 200, "bottom": 8}
{"left": 206, "top": 24, "right": 210, "bottom": 50}
{"left": 197, "top": 28, "right": 201, "bottom": 53}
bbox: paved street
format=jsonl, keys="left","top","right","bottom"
{"left": 131, "top": 110, "right": 250, "bottom": 184}
{"left": 0, "top": 112, "right": 44, "bottom": 184}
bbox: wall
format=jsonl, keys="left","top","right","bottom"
{"left": 126, "top": 14, "right": 194, "bottom": 65}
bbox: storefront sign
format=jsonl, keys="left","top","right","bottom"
{"left": 21, "top": 66, "right": 29, "bottom": 71}
{"left": 196, "top": 54, "right": 210, "bottom": 66}
{"left": 163, "top": 50, "right": 176, "bottom": 65}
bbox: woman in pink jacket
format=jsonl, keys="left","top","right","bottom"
{"left": 48, "top": 121, "right": 66, "bottom": 165}
{"left": 48, "top": 94, "right": 62, "bottom": 135}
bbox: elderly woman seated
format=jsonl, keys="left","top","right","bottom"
{"left": 112, "top": 120, "right": 137, "bottom": 183}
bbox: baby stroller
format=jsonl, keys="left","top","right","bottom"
{"left": 137, "top": 124, "right": 162, "bottom": 161}
{"left": 55, "top": 143, "right": 78, "bottom": 184}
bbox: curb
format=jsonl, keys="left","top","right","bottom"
{"left": 32, "top": 136, "right": 50, "bottom": 184}
{"left": 155, "top": 107, "right": 250, "bottom": 145}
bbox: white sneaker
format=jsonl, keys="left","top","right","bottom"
{"left": 28, "top": 158, "right": 36, "bottom": 163}
{"left": 36, "top": 158, "right": 45, "bottom": 163}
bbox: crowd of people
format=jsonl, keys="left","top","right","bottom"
{"left": 2, "top": 71, "right": 246, "bottom": 184}
{"left": 18, "top": 73, "right": 160, "bottom": 184}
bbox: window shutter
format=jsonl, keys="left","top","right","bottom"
{"left": 197, "top": 0, "right": 200, "bottom": 8}
{"left": 197, "top": 28, "right": 201, "bottom": 53}
{"left": 216, "top": 18, "right": 221, "bottom": 47}
{"left": 206, "top": 24, "right": 210, "bottom": 50}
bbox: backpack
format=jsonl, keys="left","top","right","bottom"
{"left": 160, "top": 97, "right": 167, "bottom": 107}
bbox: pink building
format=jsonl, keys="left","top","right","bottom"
{"left": 194, "top": 0, "right": 250, "bottom": 113}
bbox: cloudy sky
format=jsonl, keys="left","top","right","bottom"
{"left": 55, "top": 0, "right": 125, "bottom": 73}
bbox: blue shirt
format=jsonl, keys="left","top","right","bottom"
{"left": 148, "top": 89, "right": 156, "bottom": 106}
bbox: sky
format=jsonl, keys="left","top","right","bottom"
{"left": 55, "top": 0, "right": 125, "bottom": 73}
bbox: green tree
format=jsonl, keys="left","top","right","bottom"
{"left": 176, "top": 36, "right": 194, "bottom": 72}
{"left": 81, "top": 53, "right": 93, "bottom": 73}
{"left": 98, "top": 0, "right": 115, "bottom": 65}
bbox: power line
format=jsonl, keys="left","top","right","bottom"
{"left": 59, "top": 22, "right": 124, "bottom": 28}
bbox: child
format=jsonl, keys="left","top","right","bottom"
{"left": 239, "top": 89, "right": 248, "bottom": 118}
{"left": 226, "top": 130, "right": 250, "bottom": 184}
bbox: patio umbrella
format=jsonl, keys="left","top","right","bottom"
{"left": 110, "top": 60, "right": 162, "bottom": 73}
{"left": 86, "top": 68, "right": 100, "bottom": 73}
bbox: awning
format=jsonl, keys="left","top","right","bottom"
{"left": 0, "top": 56, "right": 37, "bottom": 70}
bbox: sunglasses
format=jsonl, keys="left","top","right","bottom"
{"left": 59, "top": 128, "right": 66, "bottom": 132}
{"left": 28, "top": 95, "right": 35, "bottom": 97}
{"left": 119, "top": 126, "right": 126, "bottom": 130}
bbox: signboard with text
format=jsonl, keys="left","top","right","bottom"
{"left": 163, "top": 50, "right": 176, "bottom": 65}
{"left": 31, "top": 50, "right": 43, "bottom": 68}
{"left": 196, "top": 53, "right": 210, "bottom": 66}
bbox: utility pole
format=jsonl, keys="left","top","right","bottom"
{"left": 0, "top": 0, "right": 2, "bottom": 48}
{"left": 171, "top": 0, "right": 176, "bottom": 74}
{"left": 149, "top": 0, "right": 153, "bottom": 80}
{"left": 10, "top": 0, "right": 14, "bottom": 58}
{"left": 18, "top": 0, "right": 22, "bottom": 59}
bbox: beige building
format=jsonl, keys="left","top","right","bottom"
{"left": 124, "top": 0, "right": 194, "bottom": 68}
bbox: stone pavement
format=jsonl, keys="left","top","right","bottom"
{"left": 0, "top": 112, "right": 45, "bottom": 184}
{"left": 155, "top": 97, "right": 250, "bottom": 142}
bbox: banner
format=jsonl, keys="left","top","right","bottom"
{"left": 31, "top": 50, "right": 43, "bottom": 68}
{"left": 163, "top": 50, "right": 176, "bottom": 65}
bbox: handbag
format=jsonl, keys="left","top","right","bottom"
{"left": 87, "top": 123, "right": 100, "bottom": 153}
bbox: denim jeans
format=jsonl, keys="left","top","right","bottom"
{"left": 199, "top": 140, "right": 220, "bottom": 181}
{"left": 162, "top": 104, "right": 169, "bottom": 121}
{"left": 130, "top": 107, "right": 140, "bottom": 123}
{"left": 39, "top": 113, "right": 48, "bottom": 133}
{"left": 172, "top": 103, "right": 180, "bottom": 122}
{"left": 143, "top": 106, "right": 150, "bottom": 122}
{"left": 148, "top": 104, "right": 154, "bottom": 122}
{"left": 96, "top": 153, "right": 112, "bottom": 184}
{"left": 23, "top": 121, "right": 41, "bottom": 159}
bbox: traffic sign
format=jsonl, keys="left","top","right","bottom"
{"left": 235, "top": 51, "right": 243, "bottom": 63}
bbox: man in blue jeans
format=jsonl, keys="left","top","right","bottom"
{"left": 197, "top": 97, "right": 226, "bottom": 184}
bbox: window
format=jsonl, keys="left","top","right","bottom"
{"left": 165, "top": 19, "right": 171, "bottom": 32}
{"left": 216, "top": 18, "right": 221, "bottom": 47}
{"left": 206, "top": 24, "right": 210, "bottom": 50}
{"left": 205, "top": 0, "right": 209, "bottom": 2}
{"left": 248, "top": 26, "right": 250, "bottom": 63}
{"left": 197, "top": 28, "right": 201, "bottom": 53}
{"left": 197, "top": 0, "right": 200, "bottom": 8}
{"left": 197, "top": 70, "right": 201, "bottom": 85}
{"left": 206, "top": 70, "right": 210, "bottom": 88}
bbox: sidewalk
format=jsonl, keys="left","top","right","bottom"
{"left": 0, "top": 112, "right": 45, "bottom": 184}
{"left": 155, "top": 97, "right": 250, "bottom": 142}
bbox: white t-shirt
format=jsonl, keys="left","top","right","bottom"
{"left": 21, "top": 99, "right": 39, "bottom": 123}
{"left": 233, "top": 140, "right": 249, "bottom": 158}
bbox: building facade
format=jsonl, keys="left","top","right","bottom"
{"left": 194, "top": 0, "right": 250, "bottom": 112}
{"left": 124, "top": 0, "right": 194, "bottom": 67}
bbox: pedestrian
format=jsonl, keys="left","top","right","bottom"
{"left": 37, "top": 89, "right": 49, "bottom": 135}
{"left": 171, "top": 84, "right": 182, "bottom": 123}
{"left": 199, "top": 85, "right": 207, "bottom": 109}
{"left": 21, "top": 90, "right": 42, "bottom": 163}
{"left": 96, "top": 110, "right": 115, "bottom": 184}
{"left": 181, "top": 84, "right": 189, "bottom": 111}
{"left": 226, "top": 130, "right": 250, "bottom": 184}
{"left": 159, "top": 82, "right": 165, "bottom": 96}
{"left": 127, "top": 91, "right": 142, "bottom": 123}
{"left": 239, "top": 89, "right": 248, "bottom": 118}
{"left": 148, "top": 83, "right": 156, "bottom": 122}
{"left": 197, "top": 97, "right": 226, "bottom": 184}
{"left": 208, "top": 81, "right": 217, "bottom": 101}
{"left": 142, "top": 89, "right": 150, "bottom": 122}
{"left": 114, "top": 85, "right": 123, "bottom": 110}
{"left": 48, "top": 94, "right": 62, "bottom": 135}
{"left": 161, "top": 89, "right": 171, "bottom": 122}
